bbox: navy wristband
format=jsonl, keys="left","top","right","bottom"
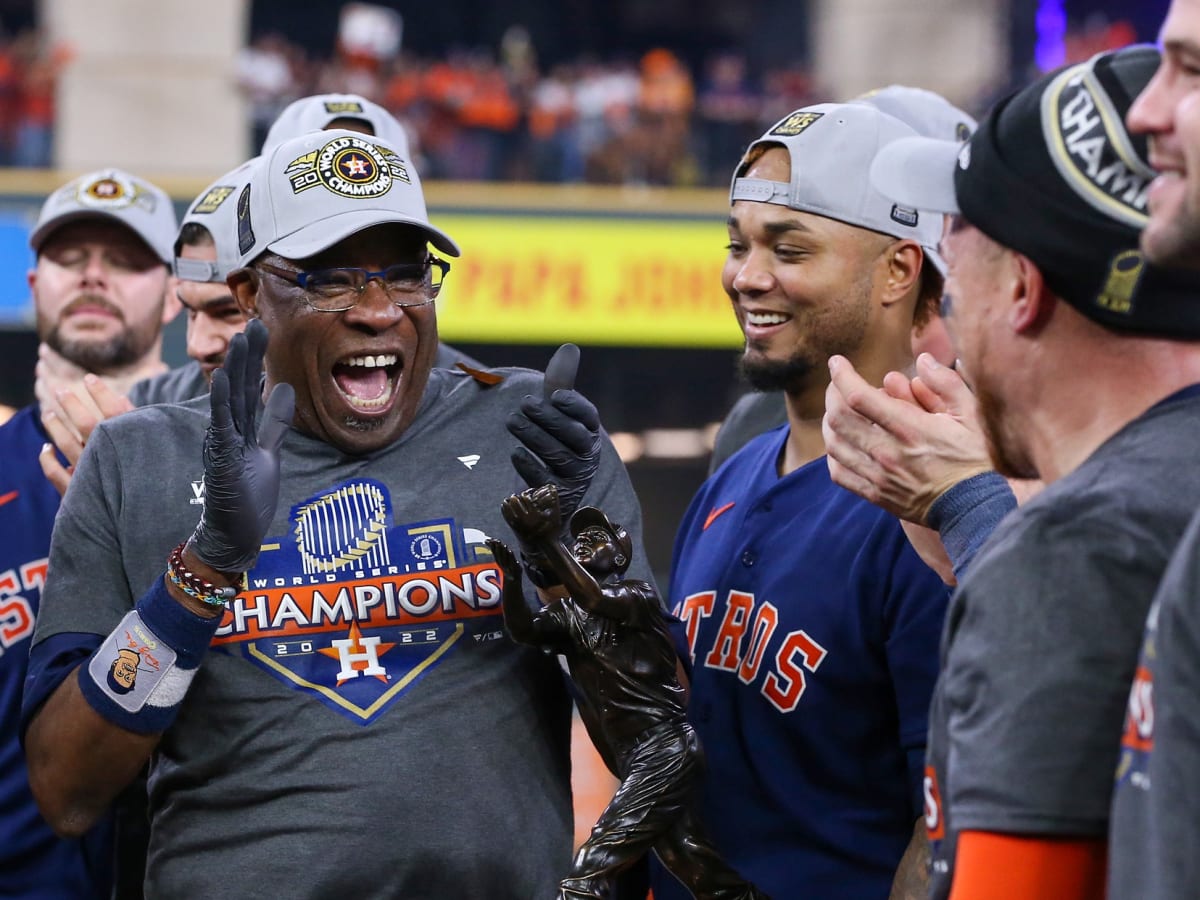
{"left": 927, "top": 471, "right": 1017, "bottom": 580}
{"left": 78, "top": 576, "right": 223, "bottom": 735}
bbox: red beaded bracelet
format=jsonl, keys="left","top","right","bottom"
{"left": 166, "top": 542, "right": 245, "bottom": 606}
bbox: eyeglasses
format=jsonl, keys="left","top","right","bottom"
{"left": 256, "top": 257, "right": 450, "bottom": 312}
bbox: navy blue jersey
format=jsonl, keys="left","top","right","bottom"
{"left": 0, "top": 405, "right": 112, "bottom": 898}
{"left": 650, "top": 426, "right": 949, "bottom": 899}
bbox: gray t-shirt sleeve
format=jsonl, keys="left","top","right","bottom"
{"left": 944, "top": 511, "right": 1157, "bottom": 836}
{"left": 434, "top": 342, "right": 486, "bottom": 371}
{"left": 36, "top": 426, "right": 139, "bottom": 642}
{"left": 1109, "top": 509, "right": 1200, "bottom": 899}
{"left": 127, "top": 362, "right": 208, "bottom": 408}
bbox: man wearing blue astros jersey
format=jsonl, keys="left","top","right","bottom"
{"left": 0, "top": 168, "right": 178, "bottom": 899}
{"left": 864, "top": 45, "right": 1200, "bottom": 899}
{"left": 20, "top": 129, "right": 650, "bottom": 898}
{"left": 650, "top": 103, "right": 951, "bottom": 900}
{"left": 707, "top": 84, "right": 974, "bottom": 474}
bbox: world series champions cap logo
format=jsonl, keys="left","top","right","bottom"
{"left": 284, "top": 135, "right": 411, "bottom": 199}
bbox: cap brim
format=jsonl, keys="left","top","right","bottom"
{"left": 869, "top": 136, "right": 962, "bottom": 215}
{"left": 267, "top": 208, "right": 461, "bottom": 262}
{"left": 30, "top": 210, "right": 172, "bottom": 264}
{"left": 568, "top": 506, "right": 613, "bottom": 539}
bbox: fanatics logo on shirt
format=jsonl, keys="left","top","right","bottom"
{"left": 209, "top": 478, "right": 504, "bottom": 724}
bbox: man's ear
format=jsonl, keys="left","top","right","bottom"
{"left": 228, "top": 268, "right": 260, "bottom": 319}
{"left": 1009, "top": 253, "right": 1055, "bottom": 334}
{"left": 161, "top": 274, "right": 182, "bottom": 325}
{"left": 880, "top": 240, "right": 923, "bottom": 308}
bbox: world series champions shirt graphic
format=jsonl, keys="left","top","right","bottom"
{"left": 209, "top": 479, "right": 505, "bottom": 724}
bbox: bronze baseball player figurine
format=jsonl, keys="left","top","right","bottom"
{"left": 487, "top": 484, "right": 766, "bottom": 900}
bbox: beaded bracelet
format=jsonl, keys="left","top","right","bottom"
{"left": 166, "top": 541, "right": 245, "bottom": 606}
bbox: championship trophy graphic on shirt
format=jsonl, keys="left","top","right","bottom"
{"left": 209, "top": 477, "right": 505, "bottom": 725}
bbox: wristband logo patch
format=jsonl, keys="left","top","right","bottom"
{"left": 88, "top": 609, "right": 180, "bottom": 714}
{"left": 108, "top": 648, "right": 142, "bottom": 694}
{"left": 212, "top": 478, "right": 505, "bottom": 725}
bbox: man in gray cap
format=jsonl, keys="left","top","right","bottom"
{"left": 828, "top": 45, "right": 1200, "bottom": 899}
{"left": 650, "top": 103, "right": 951, "bottom": 900}
{"left": 22, "top": 128, "right": 649, "bottom": 898}
{"left": 263, "top": 92, "right": 412, "bottom": 157}
{"left": 39, "top": 94, "right": 479, "bottom": 489}
{"left": 706, "top": 84, "right": 974, "bottom": 474}
{"left": 36, "top": 164, "right": 254, "bottom": 494}
{"left": 259, "top": 95, "right": 481, "bottom": 375}
{"left": 0, "top": 167, "right": 177, "bottom": 899}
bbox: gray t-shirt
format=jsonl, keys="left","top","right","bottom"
{"left": 708, "top": 391, "right": 786, "bottom": 474}
{"left": 1108, "top": 505, "right": 1200, "bottom": 900}
{"left": 435, "top": 341, "right": 484, "bottom": 372}
{"left": 127, "top": 361, "right": 209, "bottom": 407}
{"left": 36, "top": 365, "right": 651, "bottom": 900}
{"left": 926, "top": 388, "right": 1200, "bottom": 899}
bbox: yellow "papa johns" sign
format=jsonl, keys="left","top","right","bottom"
{"left": 431, "top": 214, "right": 741, "bottom": 348}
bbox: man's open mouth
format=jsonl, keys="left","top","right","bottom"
{"left": 332, "top": 353, "right": 401, "bottom": 412}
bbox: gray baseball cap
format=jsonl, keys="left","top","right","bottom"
{"left": 852, "top": 85, "right": 977, "bottom": 144}
{"left": 31, "top": 168, "right": 177, "bottom": 265}
{"left": 235, "top": 128, "right": 459, "bottom": 268}
{"left": 731, "top": 103, "right": 944, "bottom": 259}
{"left": 175, "top": 160, "right": 256, "bottom": 283}
{"left": 262, "top": 93, "right": 411, "bottom": 158}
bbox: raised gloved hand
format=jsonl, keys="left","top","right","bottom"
{"left": 187, "top": 319, "right": 295, "bottom": 574}
{"left": 507, "top": 343, "right": 601, "bottom": 525}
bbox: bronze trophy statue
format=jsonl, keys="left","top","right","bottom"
{"left": 487, "top": 483, "right": 767, "bottom": 900}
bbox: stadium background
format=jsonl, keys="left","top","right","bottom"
{"left": 0, "top": 0, "right": 1166, "bottom": 848}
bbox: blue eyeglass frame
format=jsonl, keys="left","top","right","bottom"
{"left": 256, "top": 257, "right": 451, "bottom": 310}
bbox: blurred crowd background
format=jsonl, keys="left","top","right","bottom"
{"left": 0, "top": 0, "right": 1168, "bottom": 580}
{"left": 0, "top": 0, "right": 1163, "bottom": 183}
